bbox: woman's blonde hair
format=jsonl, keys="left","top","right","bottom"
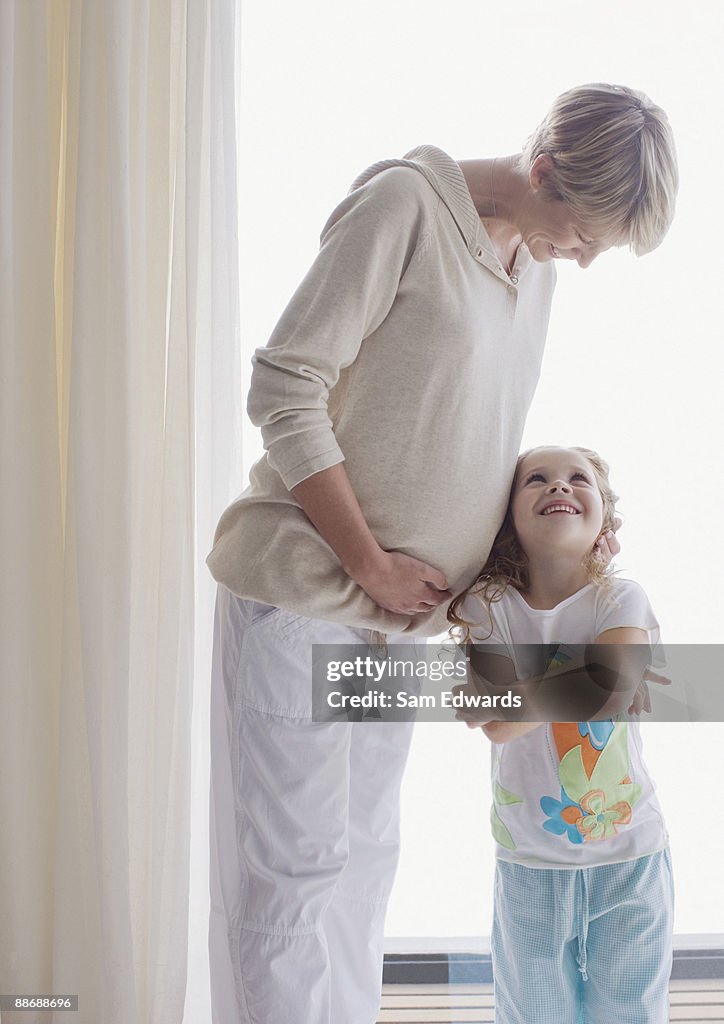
{"left": 447, "top": 446, "right": 620, "bottom": 641}
{"left": 521, "top": 83, "right": 678, "bottom": 256}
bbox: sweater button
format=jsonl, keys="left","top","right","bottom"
{"left": 510, "top": 275, "right": 519, "bottom": 285}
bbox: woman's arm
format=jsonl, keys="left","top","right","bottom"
{"left": 292, "top": 465, "right": 452, "bottom": 614}
{"left": 247, "top": 171, "right": 448, "bottom": 615}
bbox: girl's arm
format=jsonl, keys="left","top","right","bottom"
{"left": 591, "top": 626, "right": 651, "bottom": 716}
{"left": 457, "top": 632, "right": 651, "bottom": 731}
{"left": 480, "top": 721, "right": 545, "bottom": 743}
{"left": 457, "top": 647, "right": 546, "bottom": 741}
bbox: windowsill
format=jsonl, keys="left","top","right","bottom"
{"left": 384, "top": 933, "right": 724, "bottom": 954}
{"left": 382, "top": 937, "right": 724, "bottom": 984}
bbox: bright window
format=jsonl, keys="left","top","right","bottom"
{"left": 237, "top": 0, "right": 724, "bottom": 940}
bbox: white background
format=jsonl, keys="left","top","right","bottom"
{"left": 234, "top": 0, "right": 724, "bottom": 937}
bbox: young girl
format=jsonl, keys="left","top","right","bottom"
{"left": 448, "top": 445, "right": 673, "bottom": 1024}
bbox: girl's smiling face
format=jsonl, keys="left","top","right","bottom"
{"left": 511, "top": 447, "right": 604, "bottom": 561}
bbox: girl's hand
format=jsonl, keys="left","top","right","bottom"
{"left": 627, "top": 669, "right": 672, "bottom": 715}
{"left": 594, "top": 517, "right": 622, "bottom": 567}
{"left": 450, "top": 681, "right": 500, "bottom": 728}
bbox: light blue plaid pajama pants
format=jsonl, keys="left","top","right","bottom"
{"left": 492, "top": 848, "right": 674, "bottom": 1024}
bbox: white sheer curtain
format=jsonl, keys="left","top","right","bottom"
{"left": 0, "top": 2, "right": 241, "bottom": 1022}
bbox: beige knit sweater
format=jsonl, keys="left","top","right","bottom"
{"left": 206, "top": 145, "right": 556, "bottom": 635}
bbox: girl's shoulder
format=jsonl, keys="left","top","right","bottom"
{"left": 457, "top": 584, "right": 514, "bottom": 643}
{"left": 593, "top": 575, "right": 660, "bottom": 637}
{"left": 594, "top": 575, "right": 651, "bottom": 610}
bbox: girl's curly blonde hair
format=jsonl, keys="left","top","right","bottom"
{"left": 447, "top": 446, "right": 620, "bottom": 641}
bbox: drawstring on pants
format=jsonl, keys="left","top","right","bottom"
{"left": 575, "top": 869, "right": 590, "bottom": 982}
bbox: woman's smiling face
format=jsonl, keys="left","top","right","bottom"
{"left": 521, "top": 155, "right": 616, "bottom": 269}
{"left": 511, "top": 447, "right": 604, "bottom": 560}
{"left": 523, "top": 205, "right": 610, "bottom": 268}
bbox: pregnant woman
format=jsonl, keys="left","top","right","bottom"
{"left": 206, "top": 83, "right": 678, "bottom": 1024}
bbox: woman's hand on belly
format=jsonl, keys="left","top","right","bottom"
{"left": 353, "top": 549, "right": 452, "bottom": 616}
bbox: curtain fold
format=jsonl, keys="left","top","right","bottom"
{"left": 0, "top": 2, "right": 241, "bottom": 1021}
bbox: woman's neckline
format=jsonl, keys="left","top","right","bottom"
{"left": 478, "top": 217, "right": 521, "bottom": 277}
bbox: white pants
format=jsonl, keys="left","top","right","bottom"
{"left": 209, "top": 585, "right": 417, "bottom": 1024}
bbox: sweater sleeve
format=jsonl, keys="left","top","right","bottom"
{"left": 247, "top": 166, "right": 434, "bottom": 490}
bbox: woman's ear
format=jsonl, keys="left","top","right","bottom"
{"left": 529, "top": 153, "right": 555, "bottom": 191}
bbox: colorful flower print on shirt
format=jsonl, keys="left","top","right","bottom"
{"left": 490, "top": 765, "right": 523, "bottom": 851}
{"left": 576, "top": 788, "right": 633, "bottom": 841}
{"left": 541, "top": 720, "right": 641, "bottom": 845}
{"left": 578, "top": 720, "right": 615, "bottom": 750}
{"left": 537, "top": 645, "right": 641, "bottom": 845}
{"left": 540, "top": 788, "right": 585, "bottom": 844}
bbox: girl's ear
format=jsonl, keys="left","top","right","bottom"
{"left": 529, "top": 153, "right": 555, "bottom": 191}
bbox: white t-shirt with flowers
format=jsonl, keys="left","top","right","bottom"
{"left": 462, "top": 578, "right": 669, "bottom": 869}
